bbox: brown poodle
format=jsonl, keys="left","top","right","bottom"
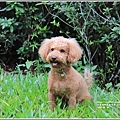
{"left": 38, "top": 36, "right": 93, "bottom": 111}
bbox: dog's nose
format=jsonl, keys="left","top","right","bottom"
{"left": 52, "top": 56, "right": 56, "bottom": 61}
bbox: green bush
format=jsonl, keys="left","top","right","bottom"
{"left": 0, "top": 2, "right": 119, "bottom": 87}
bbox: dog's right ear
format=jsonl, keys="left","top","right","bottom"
{"left": 38, "top": 39, "right": 53, "bottom": 61}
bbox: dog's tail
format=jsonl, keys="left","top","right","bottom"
{"left": 84, "top": 68, "right": 93, "bottom": 88}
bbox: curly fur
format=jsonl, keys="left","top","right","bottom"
{"left": 38, "top": 36, "right": 93, "bottom": 111}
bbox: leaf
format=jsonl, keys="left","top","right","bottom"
{"left": 50, "top": 20, "right": 59, "bottom": 27}
{"left": 43, "top": 64, "right": 51, "bottom": 68}
{"left": 115, "top": 83, "right": 120, "bottom": 88}
{"left": 10, "top": 25, "right": 14, "bottom": 32}
{"left": 35, "top": 2, "right": 47, "bottom": 6}
{"left": 105, "top": 82, "right": 112, "bottom": 89}
{"left": 19, "top": 7, "right": 25, "bottom": 13}
{"left": 91, "top": 65, "right": 97, "bottom": 71}
{"left": 50, "top": 20, "right": 56, "bottom": 25}
{"left": 25, "top": 60, "right": 34, "bottom": 70}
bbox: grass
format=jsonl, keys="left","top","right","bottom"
{"left": 0, "top": 70, "right": 120, "bottom": 118}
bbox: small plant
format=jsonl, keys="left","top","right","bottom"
{"left": 105, "top": 82, "right": 113, "bottom": 91}
{"left": 0, "top": 17, "right": 16, "bottom": 32}
{"left": 115, "top": 83, "right": 120, "bottom": 90}
{"left": 16, "top": 60, "right": 35, "bottom": 74}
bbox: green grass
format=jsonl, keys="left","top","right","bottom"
{"left": 0, "top": 71, "right": 120, "bottom": 118}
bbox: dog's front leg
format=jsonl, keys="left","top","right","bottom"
{"left": 68, "top": 94, "right": 76, "bottom": 109}
{"left": 48, "top": 91, "right": 56, "bottom": 111}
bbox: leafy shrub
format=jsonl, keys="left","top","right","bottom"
{"left": 0, "top": 2, "right": 119, "bottom": 88}
{"left": 0, "top": 2, "right": 53, "bottom": 71}
{"left": 45, "top": 2, "right": 120, "bottom": 87}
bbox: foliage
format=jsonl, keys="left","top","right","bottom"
{"left": 0, "top": 2, "right": 52, "bottom": 69}
{"left": 0, "top": 2, "right": 120, "bottom": 87}
{"left": 0, "top": 70, "right": 120, "bottom": 118}
{"left": 46, "top": 2, "right": 120, "bottom": 87}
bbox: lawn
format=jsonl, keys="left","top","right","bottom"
{"left": 0, "top": 71, "right": 120, "bottom": 118}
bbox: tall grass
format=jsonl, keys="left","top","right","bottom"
{"left": 0, "top": 71, "right": 120, "bottom": 118}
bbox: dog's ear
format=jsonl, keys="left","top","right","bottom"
{"left": 38, "top": 38, "right": 53, "bottom": 61}
{"left": 67, "top": 38, "right": 83, "bottom": 63}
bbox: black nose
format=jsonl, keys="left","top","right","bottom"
{"left": 52, "top": 56, "right": 56, "bottom": 61}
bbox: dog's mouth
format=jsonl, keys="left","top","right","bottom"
{"left": 50, "top": 61, "right": 60, "bottom": 67}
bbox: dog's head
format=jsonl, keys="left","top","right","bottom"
{"left": 38, "top": 36, "right": 83, "bottom": 68}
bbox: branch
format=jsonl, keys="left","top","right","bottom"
{"left": 79, "top": 2, "right": 92, "bottom": 64}
{"left": 44, "top": 4, "right": 74, "bottom": 29}
{"left": 87, "top": 3, "right": 109, "bottom": 22}
{"left": 0, "top": 5, "right": 10, "bottom": 12}
{"left": 0, "top": 59, "right": 6, "bottom": 67}
{"left": 91, "top": 47, "right": 99, "bottom": 62}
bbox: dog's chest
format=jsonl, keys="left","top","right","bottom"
{"left": 51, "top": 79, "right": 71, "bottom": 96}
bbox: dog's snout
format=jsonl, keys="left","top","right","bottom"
{"left": 52, "top": 56, "right": 57, "bottom": 61}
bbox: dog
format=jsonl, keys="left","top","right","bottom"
{"left": 38, "top": 36, "right": 93, "bottom": 111}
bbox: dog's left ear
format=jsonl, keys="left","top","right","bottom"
{"left": 67, "top": 38, "right": 83, "bottom": 63}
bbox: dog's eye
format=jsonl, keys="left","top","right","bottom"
{"left": 51, "top": 48, "right": 54, "bottom": 51}
{"left": 60, "top": 49, "right": 65, "bottom": 53}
